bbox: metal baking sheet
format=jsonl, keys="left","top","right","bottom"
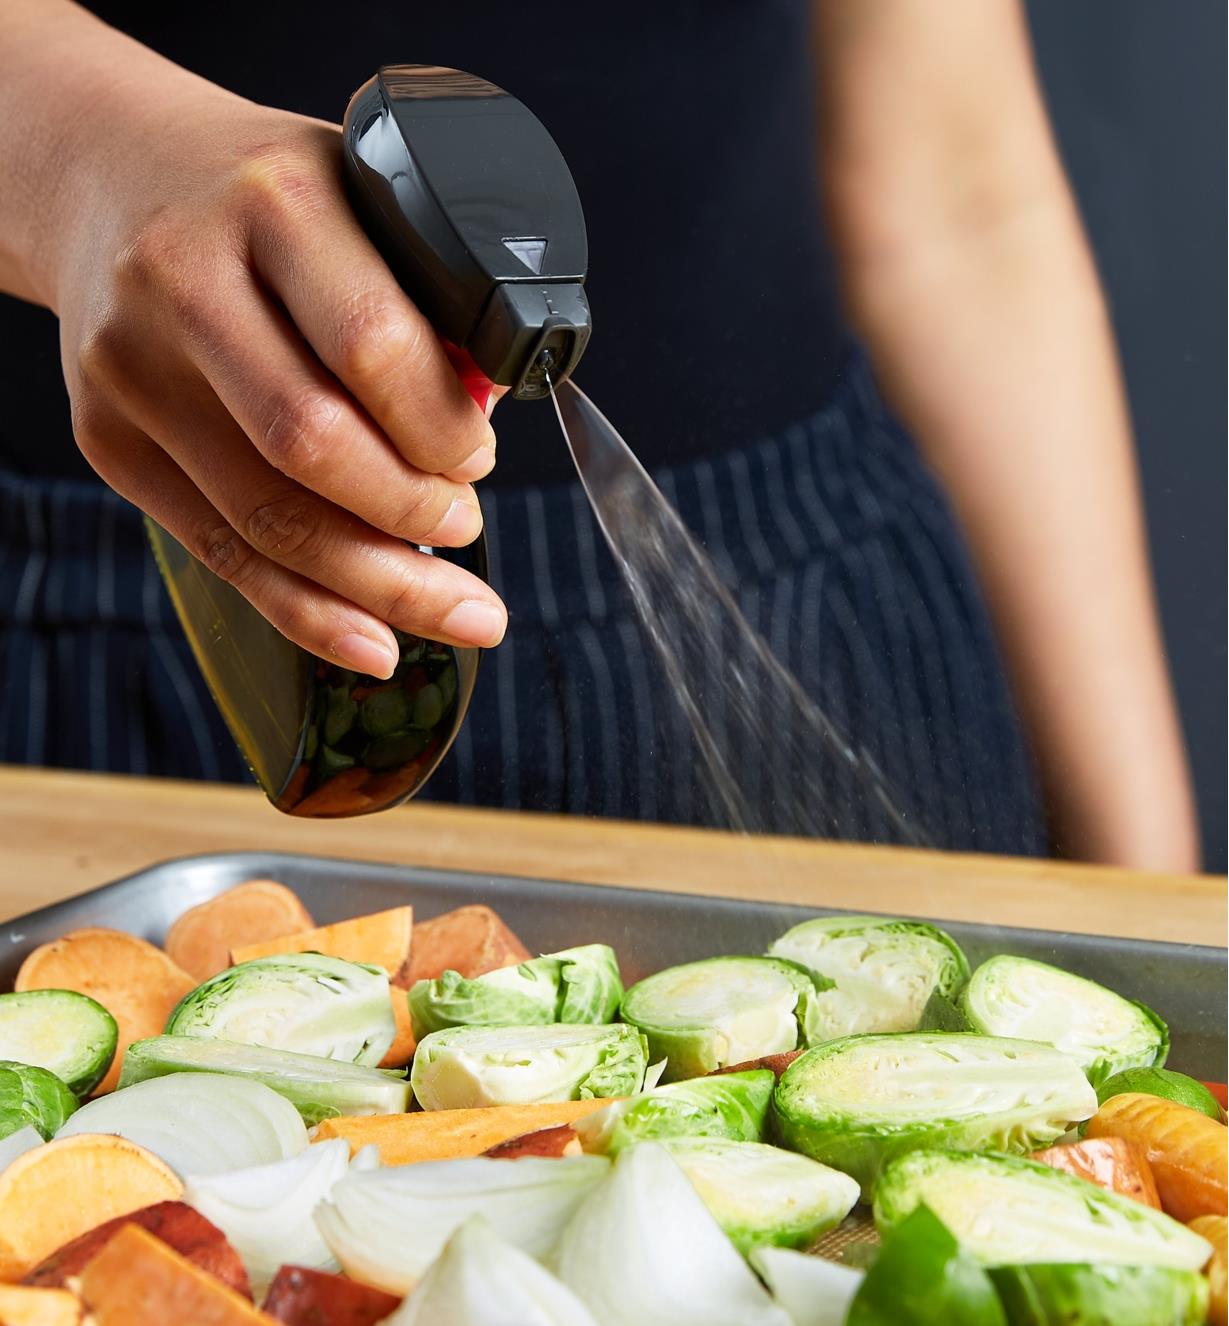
{"left": 2, "top": 851, "right": 1224, "bottom": 1076}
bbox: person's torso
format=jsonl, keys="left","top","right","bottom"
{"left": 0, "top": 1, "right": 846, "bottom": 486}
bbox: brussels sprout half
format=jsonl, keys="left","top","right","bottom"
{"left": 119, "top": 1035, "right": 410, "bottom": 1126}
{"left": 950, "top": 955, "right": 1168, "bottom": 1088}
{"left": 989, "top": 1262, "right": 1208, "bottom": 1326}
{"left": 410, "top": 1023, "right": 649, "bottom": 1110}
{"left": 0, "top": 989, "right": 118, "bottom": 1097}
{"left": 575, "top": 1069, "right": 775, "bottom": 1156}
{"left": 166, "top": 952, "right": 395, "bottom": 1066}
{"left": 0, "top": 1060, "right": 78, "bottom": 1141}
{"left": 771, "top": 1033, "right": 1097, "bottom": 1193}
{"left": 408, "top": 944, "right": 623, "bottom": 1038}
{"left": 767, "top": 916, "right": 970, "bottom": 1039}
{"left": 663, "top": 1136, "right": 859, "bottom": 1254}
{"left": 620, "top": 957, "right": 823, "bottom": 1082}
{"left": 873, "top": 1149, "right": 1213, "bottom": 1272}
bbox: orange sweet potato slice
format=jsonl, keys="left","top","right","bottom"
{"left": 1030, "top": 1136, "right": 1161, "bottom": 1208}
{"left": 14, "top": 930, "right": 196, "bottom": 1095}
{"left": 261, "top": 1265, "right": 401, "bottom": 1325}
{"left": 0, "top": 1284, "right": 82, "bottom": 1326}
{"left": 404, "top": 905, "right": 529, "bottom": 983}
{"left": 380, "top": 989, "right": 417, "bottom": 1070}
{"left": 76, "top": 1223, "right": 273, "bottom": 1324}
{"left": 1085, "top": 1091, "right": 1228, "bottom": 1222}
{"left": 1191, "top": 1215, "right": 1227, "bottom": 1326}
{"left": 484, "top": 1124, "right": 581, "bottom": 1160}
{"left": 24, "top": 1201, "right": 250, "bottom": 1299}
{"left": 287, "top": 769, "right": 375, "bottom": 818}
{"left": 229, "top": 906, "right": 413, "bottom": 986}
{"left": 164, "top": 881, "right": 314, "bottom": 982}
{"left": 313, "top": 1099, "right": 617, "bottom": 1165}
{"left": 0, "top": 1135, "right": 182, "bottom": 1283}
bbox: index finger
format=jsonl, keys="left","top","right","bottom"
{"left": 243, "top": 149, "right": 496, "bottom": 483}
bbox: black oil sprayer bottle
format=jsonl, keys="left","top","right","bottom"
{"left": 147, "top": 65, "right": 591, "bottom": 816}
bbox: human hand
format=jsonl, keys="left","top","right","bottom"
{"left": 50, "top": 86, "right": 507, "bottom": 679}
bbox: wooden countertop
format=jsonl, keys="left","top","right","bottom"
{"left": 0, "top": 765, "right": 1223, "bottom": 946}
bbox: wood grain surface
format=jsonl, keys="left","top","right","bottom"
{"left": 0, "top": 765, "right": 1223, "bottom": 946}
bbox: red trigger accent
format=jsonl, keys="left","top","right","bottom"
{"left": 442, "top": 341, "right": 495, "bottom": 416}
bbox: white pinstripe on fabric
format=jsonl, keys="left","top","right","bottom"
{"left": 758, "top": 436, "right": 810, "bottom": 560}
{"left": 728, "top": 449, "right": 775, "bottom": 578}
{"left": 786, "top": 423, "right": 841, "bottom": 545}
{"left": 25, "top": 632, "right": 46, "bottom": 765}
{"left": 574, "top": 619, "right": 622, "bottom": 818}
{"left": 525, "top": 487, "right": 560, "bottom": 630}
{"left": 614, "top": 616, "right": 658, "bottom": 821}
{"left": 570, "top": 483, "right": 608, "bottom": 621}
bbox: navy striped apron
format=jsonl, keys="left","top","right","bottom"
{"left": 0, "top": 349, "right": 1045, "bottom": 855}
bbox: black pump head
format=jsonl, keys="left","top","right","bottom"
{"left": 342, "top": 66, "right": 591, "bottom": 400}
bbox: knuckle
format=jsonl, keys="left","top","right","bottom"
{"left": 234, "top": 148, "right": 326, "bottom": 226}
{"left": 112, "top": 217, "right": 180, "bottom": 291}
{"left": 242, "top": 491, "right": 324, "bottom": 561}
{"left": 381, "top": 571, "right": 430, "bottom": 628}
{"left": 258, "top": 391, "right": 343, "bottom": 475}
{"left": 196, "top": 520, "right": 259, "bottom": 588}
{"left": 68, "top": 391, "right": 114, "bottom": 465}
{"left": 76, "top": 318, "right": 127, "bottom": 384}
{"left": 333, "top": 297, "right": 422, "bottom": 383}
{"left": 390, "top": 478, "right": 450, "bottom": 540}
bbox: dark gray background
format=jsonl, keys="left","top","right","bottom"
{"left": 1027, "top": 2, "right": 1226, "bottom": 870}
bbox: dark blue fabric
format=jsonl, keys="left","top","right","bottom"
{"left": 0, "top": 349, "right": 1045, "bottom": 855}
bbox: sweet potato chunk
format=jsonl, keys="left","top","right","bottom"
{"left": 1191, "top": 1215, "right": 1227, "bottom": 1326}
{"left": 379, "top": 989, "right": 417, "bottom": 1070}
{"left": 0, "top": 1284, "right": 82, "bottom": 1326}
{"left": 262, "top": 1266, "right": 401, "bottom": 1326}
{"left": 1030, "top": 1136, "right": 1161, "bottom": 1208}
{"left": 77, "top": 1224, "right": 273, "bottom": 1324}
{"left": 164, "top": 881, "right": 314, "bottom": 982}
{"left": 404, "top": 905, "right": 529, "bottom": 983}
{"left": 14, "top": 929, "right": 197, "bottom": 1095}
{"left": 314, "top": 1099, "right": 617, "bottom": 1165}
{"left": 0, "top": 1135, "right": 182, "bottom": 1282}
{"left": 24, "top": 1201, "right": 250, "bottom": 1299}
{"left": 484, "top": 1124, "right": 580, "bottom": 1160}
{"left": 715, "top": 1051, "right": 802, "bottom": 1079}
{"left": 1086, "top": 1091, "right": 1228, "bottom": 1222}
{"left": 230, "top": 906, "right": 413, "bottom": 986}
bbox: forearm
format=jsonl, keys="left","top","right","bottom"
{"left": 814, "top": 0, "right": 1197, "bottom": 869}
{"left": 844, "top": 204, "right": 1196, "bottom": 869}
{"left": 0, "top": 0, "right": 237, "bottom": 310}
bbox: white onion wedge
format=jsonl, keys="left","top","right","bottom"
{"left": 386, "top": 1217, "right": 599, "bottom": 1326}
{"left": 55, "top": 1071, "right": 307, "bottom": 1176}
{"left": 553, "top": 1142, "right": 791, "bottom": 1326}
{"left": 183, "top": 1137, "right": 354, "bottom": 1296}
{"left": 316, "top": 1154, "right": 609, "bottom": 1295}
{"left": 0, "top": 1125, "right": 41, "bottom": 1177}
{"left": 749, "top": 1245, "right": 865, "bottom": 1326}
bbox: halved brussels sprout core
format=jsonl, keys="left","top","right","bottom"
{"left": 410, "top": 1023, "right": 649, "bottom": 1110}
{"left": 166, "top": 952, "right": 395, "bottom": 1066}
{"left": 772, "top": 1033, "right": 1097, "bottom": 1193}
{"left": 664, "top": 1137, "right": 860, "bottom": 1253}
{"left": 620, "top": 957, "right": 816, "bottom": 1081}
{"left": 0, "top": 989, "right": 118, "bottom": 1097}
{"left": 959, "top": 955, "right": 1168, "bottom": 1088}
{"left": 119, "top": 1035, "right": 410, "bottom": 1126}
{"left": 874, "top": 1149, "right": 1213, "bottom": 1271}
{"left": 767, "top": 916, "right": 970, "bottom": 1039}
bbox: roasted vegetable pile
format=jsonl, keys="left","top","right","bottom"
{"left": 0, "top": 884, "right": 1224, "bottom": 1326}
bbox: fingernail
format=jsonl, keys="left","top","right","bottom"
{"left": 448, "top": 436, "right": 497, "bottom": 483}
{"left": 333, "top": 632, "right": 397, "bottom": 679}
{"left": 440, "top": 599, "right": 507, "bottom": 647}
{"left": 428, "top": 498, "right": 483, "bottom": 546}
